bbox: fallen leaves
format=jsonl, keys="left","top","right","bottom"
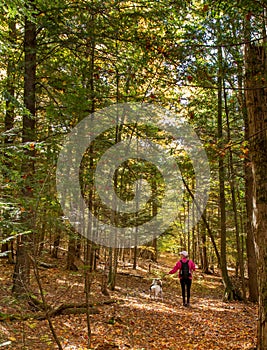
{"left": 0, "top": 258, "right": 257, "bottom": 349}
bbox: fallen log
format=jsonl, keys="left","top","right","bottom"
{"left": 0, "top": 299, "right": 116, "bottom": 322}
{"left": 45, "top": 299, "right": 115, "bottom": 318}
{"left": 35, "top": 306, "right": 100, "bottom": 320}
{"left": 38, "top": 262, "right": 57, "bottom": 269}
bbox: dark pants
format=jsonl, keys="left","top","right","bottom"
{"left": 180, "top": 278, "right": 192, "bottom": 304}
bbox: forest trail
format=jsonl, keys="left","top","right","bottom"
{"left": 0, "top": 254, "right": 257, "bottom": 350}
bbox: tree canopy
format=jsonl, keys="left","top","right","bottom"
{"left": 0, "top": 0, "right": 266, "bottom": 349}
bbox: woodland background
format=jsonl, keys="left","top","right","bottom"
{"left": 0, "top": 0, "right": 267, "bottom": 349}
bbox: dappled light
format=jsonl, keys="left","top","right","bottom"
{"left": 1, "top": 0, "right": 266, "bottom": 348}
{"left": 0, "top": 257, "right": 257, "bottom": 349}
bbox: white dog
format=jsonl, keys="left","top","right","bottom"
{"left": 149, "top": 278, "right": 163, "bottom": 301}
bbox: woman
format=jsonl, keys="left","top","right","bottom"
{"left": 168, "top": 251, "right": 196, "bottom": 307}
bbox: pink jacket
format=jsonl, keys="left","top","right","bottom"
{"left": 169, "top": 257, "right": 196, "bottom": 279}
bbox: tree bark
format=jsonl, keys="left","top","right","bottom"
{"left": 224, "top": 81, "right": 246, "bottom": 300}
{"left": 12, "top": 15, "right": 36, "bottom": 296}
{"left": 217, "top": 24, "right": 234, "bottom": 301}
{"left": 52, "top": 234, "right": 60, "bottom": 259}
{"left": 245, "top": 44, "right": 267, "bottom": 350}
{"left": 244, "top": 100, "right": 259, "bottom": 302}
{"left": 66, "top": 233, "right": 78, "bottom": 271}
{"left": 2, "top": 19, "right": 16, "bottom": 264}
{"left": 201, "top": 229, "right": 209, "bottom": 273}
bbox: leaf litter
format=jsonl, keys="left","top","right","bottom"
{"left": 0, "top": 255, "right": 257, "bottom": 349}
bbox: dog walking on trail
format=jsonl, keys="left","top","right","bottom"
{"left": 168, "top": 251, "right": 196, "bottom": 307}
{"left": 149, "top": 278, "right": 163, "bottom": 301}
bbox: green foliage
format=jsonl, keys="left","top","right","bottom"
{"left": 0, "top": 0, "right": 265, "bottom": 263}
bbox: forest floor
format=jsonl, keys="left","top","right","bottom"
{"left": 0, "top": 252, "right": 257, "bottom": 350}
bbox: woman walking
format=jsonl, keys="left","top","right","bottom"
{"left": 168, "top": 251, "right": 196, "bottom": 307}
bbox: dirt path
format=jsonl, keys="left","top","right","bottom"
{"left": 0, "top": 256, "right": 257, "bottom": 349}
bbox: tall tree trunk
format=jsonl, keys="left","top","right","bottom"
{"left": 245, "top": 44, "right": 267, "bottom": 350}
{"left": 238, "top": 0, "right": 259, "bottom": 304}
{"left": 217, "top": 24, "right": 234, "bottom": 301}
{"left": 2, "top": 19, "right": 16, "bottom": 263}
{"left": 223, "top": 81, "right": 246, "bottom": 300}
{"left": 12, "top": 15, "right": 36, "bottom": 296}
{"left": 243, "top": 96, "right": 259, "bottom": 302}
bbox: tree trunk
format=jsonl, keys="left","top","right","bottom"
{"left": 12, "top": 15, "right": 36, "bottom": 296}
{"left": 84, "top": 241, "right": 92, "bottom": 349}
{"left": 244, "top": 97, "right": 259, "bottom": 302}
{"left": 224, "top": 81, "right": 246, "bottom": 300}
{"left": 12, "top": 236, "right": 31, "bottom": 296}
{"left": 108, "top": 248, "right": 119, "bottom": 291}
{"left": 52, "top": 234, "right": 60, "bottom": 259}
{"left": 217, "top": 25, "right": 234, "bottom": 301}
{"left": 201, "top": 230, "right": 209, "bottom": 274}
{"left": 133, "top": 244, "right": 138, "bottom": 270}
{"left": 238, "top": 0, "right": 259, "bottom": 305}
{"left": 108, "top": 247, "right": 114, "bottom": 286}
{"left": 245, "top": 44, "right": 267, "bottom": 350}
{"left": 66, "top": 234, "right": 78, "bottom": 271}
{"left": 2, "top": 19, "right": 16, "bottom": 264}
